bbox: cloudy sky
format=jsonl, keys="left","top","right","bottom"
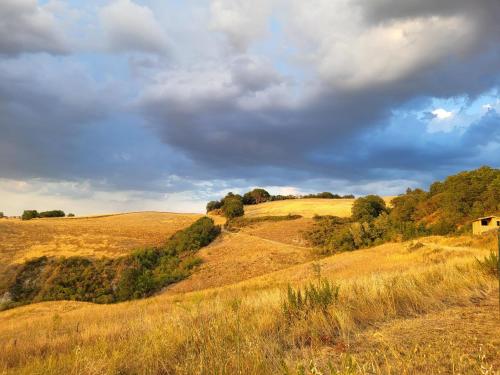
{"left": 1, "top": 0, "right": 499, "bottom": 215}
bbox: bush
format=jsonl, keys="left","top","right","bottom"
{"left": 39, "top": 210, "right": 65, "bottom": 218}
{"left": 67, "top": 213, "right": 75, "bottom": 217}
{"left": 21, "top": 210, "right": 39, "bottom": 221}
{"left": 476, "top": 251, "right": 499, "bottom": 277}
{"left": 282, "top": 279, "right": 340, "bottom": 320}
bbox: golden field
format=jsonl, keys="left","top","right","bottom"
{"left": 242, "top": 197, "right": 395, "bottom": 218}
{"left": 0, "top": 212, "right": 202, "bottom": 262}
{"left": 0, "top": 204, "right": 499, "bottom": 374}
{"left": 0, "top": 212, "right": 201, "bottom": 290}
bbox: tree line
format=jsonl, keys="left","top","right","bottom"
{"left": 306, "top": 166, "right": 500, "bottom": 253}
{"left": 206, "top": 188, "right": 355, "bottom": 218}
{"left": 21, "top": 210, "right": 75, "bottom": 220}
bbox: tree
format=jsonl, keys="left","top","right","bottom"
{"left": 206, "top": 201, "right": 222, "bottom": 213}
{"left": 222, "top": 197, "right": 244, "bottom": 219}
{"left": 0, "top": 212, "right": 4, "bottom": 218}
{"left": 38, "top": 210, "right": 65, "bottom": 218}
{"left": 22, "top": 210, "right": 39, "bottom": 221}
{"left": 243, "top": 188, "right": 271, "bottom": 205}
{"left": 351, "top": 195, "right": 387, "bottom": 222}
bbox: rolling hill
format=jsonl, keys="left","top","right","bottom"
{"left": 242, "top": 197, "right": 393, "bottom": 218}
{"left": 0, "top": 212, "right": 202, "bottom": 291}
{"left": 0, "top": 198, "right": 498, "bottom": 374}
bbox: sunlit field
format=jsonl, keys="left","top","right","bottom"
{"left": 0, "top": 208, "right": 498, "bottom": 374}
{"left": 0, "top": 212, "right": 202, "bottom": 291}
{"left": 242, "top": 198, "right": 395, "bottom": 218}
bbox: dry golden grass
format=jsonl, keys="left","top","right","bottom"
{"left": 0, "top": 212, "right": 202, "bottom": 291}
{"left": 238, "top": 217, "right": 314, "bottom": 247}
{"left": 243, "top": 197, "right": 395, "bottom": 218}
{"left": 167, "top": 229, "right": 314, "bottom": 294}
{"left": 338, "top": 294, "right": 500, "bottom": 374}
{"left": 0, "top": 251, "right": 496, "bottom": 374}
{"left": 0, "top": 212, "right": 202, "bottom": 263}
{"left": 0, "top": 209, "right": 498, "bottom": 374}
{"left": 243, "top": 198, "right": 355, "bottom": 218}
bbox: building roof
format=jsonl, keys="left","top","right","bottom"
{"left": 474, "top": 215, "right": 500, "bottom": 221}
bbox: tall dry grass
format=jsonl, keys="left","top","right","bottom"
{"left": 0, "top": 257, "right": 496, "bottom": 374}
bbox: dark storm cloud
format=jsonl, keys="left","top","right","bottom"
{"left": 0, "top": 0, "right": 499, "bottom": 201}
{"left": 0, "top": 0, "right": 67, "bottom": 56}
{"left": 139, "top": 36, "right": 500, "bottom": 184}
{"left": 0, "top": 57, "right": 110, "bottom": 180}
{"left": 357, "top": 0, "right": 500, "bottom": 26}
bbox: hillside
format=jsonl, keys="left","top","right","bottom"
{"left": 0, "top": 192, "right": 499, "bottom": 374}
{"left": 0, "top": 212, "right": 202, "bottom": 261}
{"left": 242, "top": 197, "right": 394, "bottom": 218}
{"left": 0, "top": 212, "right": 202, "bottom": 291}
{"left": 0, "top": 228, "right": 497, "bottom": 374}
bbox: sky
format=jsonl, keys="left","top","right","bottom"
{"left": 0, "top": 0, "right": 499, "bottom": 215}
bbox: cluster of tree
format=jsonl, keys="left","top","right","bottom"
{"left": 206, "top": 192, "right": 245, "bottom": 218}
{"left": 206, "top": 188, "right": 356, "bottom": 214}
{"left": 6, "top": 217, "right": 220, "bottom": 307}
{"left": 302, "top": 192, "right": 355, "bottom": 199}
{"left": 306, "top": 166, "right": 500, "bottom": 254}
{"left": 21, "top": 210, "right": 66, "bottom": 220}
{"left": 0, "top": 212, "right": 4, "bottom": 218}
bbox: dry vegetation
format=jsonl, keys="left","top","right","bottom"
{"left": 0, "top": 212, "right": 201, "bottom": 291}
{"left": 243, "top": 197, "right": 394, "bottom": 218}
{"left": 0, "top": 212, "right": 202, "bottom": 262}
{"left": 0, "top": 204, "right": 498, "bottom": 374}
{"left": 243, "top": 198, "right": 355, "bottom": 218}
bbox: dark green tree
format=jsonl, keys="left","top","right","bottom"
{"left": 351, "top": 195, "right": 387, "bottom": 222}
{"left": 21, "top": 210, "right": 39, "bottom": 221}
{"left": 206, "top": 200, "right": 222, "bottom": 213}
{"left": 38, "top": 210, "right": 65, "bottom": 218}
{"left": 222, "top": 197, "right": 244, "bottom": 218}
{"left": 243, "top": 188, "right": 271, "bottom": 204}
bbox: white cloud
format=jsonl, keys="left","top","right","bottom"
{"left": 0, "top": 0, "right": 67, "bottom": 55}
{"left": 100, "top": 0, "right": 169, "bottom": 54}
{"left": 285, "top": 0, "right": 477, "bottom": 89}
{"left": 210, "top": 0, "right": 272, "bottom": 50}
{"left": 432, "top": 108, "right": 453, "bottom": 120}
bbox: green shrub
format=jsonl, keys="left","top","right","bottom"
{"left": 282, "top": 279, "right": 340, "bottom": 320}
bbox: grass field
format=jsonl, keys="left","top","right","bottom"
{"left": 0, "top": 204, "right": 498, "bottom": 374}
{"left": 0, "top": 212, "right": 202, "bottom": 291}
{"left": 243, "top": 197, "right": 395, "bottom": 218}
{"left": 0, "top": 212, "right": 202, "bottom": 262}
